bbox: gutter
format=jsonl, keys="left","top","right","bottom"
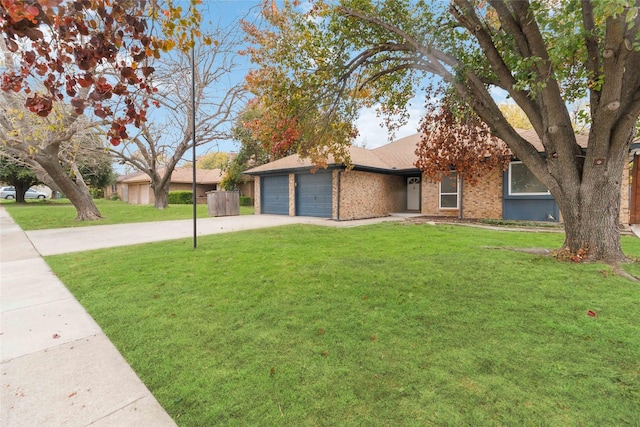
{"left": 244, "top": 164, "right": 421, "bottom": 177}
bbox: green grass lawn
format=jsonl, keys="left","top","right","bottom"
{"left": 1, "top": 198, "right": 254, "bottom": 230}
{"left": 46, "top": 223, "right": 640, "bottom": 426}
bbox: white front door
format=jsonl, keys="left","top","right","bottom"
{"left": 407, "top": 177, "right": 420, "bottom": 211}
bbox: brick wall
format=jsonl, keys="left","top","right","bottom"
{"left": 461, "top": 170, "right": 503, "bottom": 219}
{"left": 338, "top": 170, "right": 404, "bottom": 220}
{"left": 253, "top": 176, "right": 261, "bottom": 214}
{"left": 620, "top": 162, "right": 630, "bottom": 225}
{"left": 421, "top": 179, "right": 454, "bottom": 217}
{"left": 421, "top": 170, "right": 502, "bottom": 219}
{"left": 288, "top": 173, "right": 295, "bottom": 216}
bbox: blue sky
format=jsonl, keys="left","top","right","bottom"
{"left": 183, "top": 0, "right": 426, "bottom": 158}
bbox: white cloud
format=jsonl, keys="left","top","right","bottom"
{"left": 354, "top": 103, "right": 424, "bottom": 148}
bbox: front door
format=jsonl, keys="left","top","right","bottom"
{"left": 407, "top": 177, "right": 420, "bottom": 211}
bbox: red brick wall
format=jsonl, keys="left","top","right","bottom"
{"left": 421, "top": 170, "right": 502, "bottom": 219}
{"left": 338, "top": 170, "right": 404, "bottom": 220}
{"left": 461, "top": 170, "right": 503, "bottom": 219}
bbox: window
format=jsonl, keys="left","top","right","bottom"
{"left": 508, "top": 162, "right": 550, "bottom": 195}
{"left": 439, "top": 173, "right": 459, "bottom": 209}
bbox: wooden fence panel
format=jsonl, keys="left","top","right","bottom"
{"left": 207, "top": 191, "right": 240, "bottom": 217}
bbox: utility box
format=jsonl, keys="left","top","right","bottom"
{"left": 207, "top": 191, "right": 240, "bottom": 217}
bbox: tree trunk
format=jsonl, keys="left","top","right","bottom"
{"left": 154, "top": 186, "right": 169, "bottom": 210}
{"left": 35, "top": 150, "right": 102, "bottom": 221}
{"left": 14, "top": 182, "right": 28, "bottom": 203}
{"left": 554, "top": 150, "right": 627, "bottom": 263}
{"left": 560, "top": 192, "right": 625, "bottom": 263}
{"left": 151, "top": 164, "right": 174, "bottom": 210}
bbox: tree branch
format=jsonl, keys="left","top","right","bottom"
{"left": 581, "top": 0, "right": 602, "bottom": 113}
{"left": 451, "top": 0, "right": 543, "bottom": 134}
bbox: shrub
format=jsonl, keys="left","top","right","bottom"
{"left": 90, "top": 188, "right": 104, "bottom": 199}
{"left": 239, "top": 196, "right": 252, "bottom": 206}
{"left": 168, "top": 191, "right": 193, "bottom": 204}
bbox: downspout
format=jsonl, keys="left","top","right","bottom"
{"left": 336, "top": 170, "right": 341, "bottom": 220}
{"left": 459, "top": 173, "right": 464, "bottom": 220}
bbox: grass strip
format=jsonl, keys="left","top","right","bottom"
{"left": 2, "top": 199, "right": 254, "bottom": 230}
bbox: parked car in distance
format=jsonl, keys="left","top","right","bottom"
{"left": 0, "top": 186, "right": 48, "bottom": 200}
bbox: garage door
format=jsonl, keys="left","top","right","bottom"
{"left": 296, "top": 172, "right": 332, "bottom": 218}
{"left": 140, "top": 185, "right": 150, "bottom": 205}
{"left": 261, "top": 175, "right": 289, "bottom": 215}
{"left": 129, "top": 184, "right": 140, "bottom": 204}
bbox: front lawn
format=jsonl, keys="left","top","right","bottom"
{"left": 46, "top": 223, "right": 640, "bottom": 426}
{"left": 2, "top": 198, "right": 254, "bottom": 230}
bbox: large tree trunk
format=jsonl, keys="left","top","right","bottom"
{"left": 35, "top": 147, "right": 102, "bottom": 221}
{"left": 559, "top": 187, "right": 625, "bottom": 263}
{"left": 553, "top": 142, "right": 628, "bottom": 263}
{"left": 151, "top": 172, "right": 171, "bottom": 210}
{"left": 36, "top": 172, "right": 62, "bottom": 199}
{"left": 154, "top": 186, "right": 169, "bottom": 209}
{"left": 14, "top": 182, "right": 28, "bottom": 203}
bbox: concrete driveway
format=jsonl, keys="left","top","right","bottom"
{"left": 25, "top": 214, "right": 405, "bottom": 256}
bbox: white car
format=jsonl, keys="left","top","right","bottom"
{"left": 0, "top": 186, "right": 48, "bottom": 199}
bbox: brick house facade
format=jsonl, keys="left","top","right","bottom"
{"left": 246, "top": 133, "right": 632, "bottom": 225}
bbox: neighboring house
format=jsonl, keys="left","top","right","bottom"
{"left": 236, "top": 175, "right": 256, "bottom": 203}
{"left": 105, "top": 169, "right": 255, "bottom": 204}
{"left": 104, "top": 171, "right": 139, "bottom": 201}
{"left": 109, "top": 167, "right": 224, "bottom": 205}
{"left": 245, "top": 131, "right": 633, "bottom": 224}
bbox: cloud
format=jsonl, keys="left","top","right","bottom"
{"left": 354, "top": 103, "right": 424, "bottom": 148}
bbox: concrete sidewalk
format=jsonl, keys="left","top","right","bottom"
{"left": 1, "top": 208, "right": 405, "bottom": 426}
{"left": 0, "top": 207, "right": 177, "bottom": 426}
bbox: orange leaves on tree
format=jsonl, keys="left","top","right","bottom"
{"left": 415, "top": 102, "right": 510, "bottom": 185}
{"left": 244, "top": 104, "right": 301, "bottom": 159}
{"left": 241, "top": 2, "right": 357, "bottom": 169}
{"left": 271, "top": 117, "right": 302, "bottom": 157}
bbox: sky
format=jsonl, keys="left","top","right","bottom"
{"left": 185, "top": 0, "right": 425, "bottom": 156}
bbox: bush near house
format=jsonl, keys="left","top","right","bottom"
{"left": 168, "top": 191, "right": 192, "bottom": 204}
{"left": 239, "top": 195, "right": 252, "bottom": 206}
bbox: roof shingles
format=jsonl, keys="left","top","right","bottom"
{"left": 244, "top": 130, "right": 591, "bottom": 174}
{"left": 121, "top": 167, "right": 224, "bottom": 184}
